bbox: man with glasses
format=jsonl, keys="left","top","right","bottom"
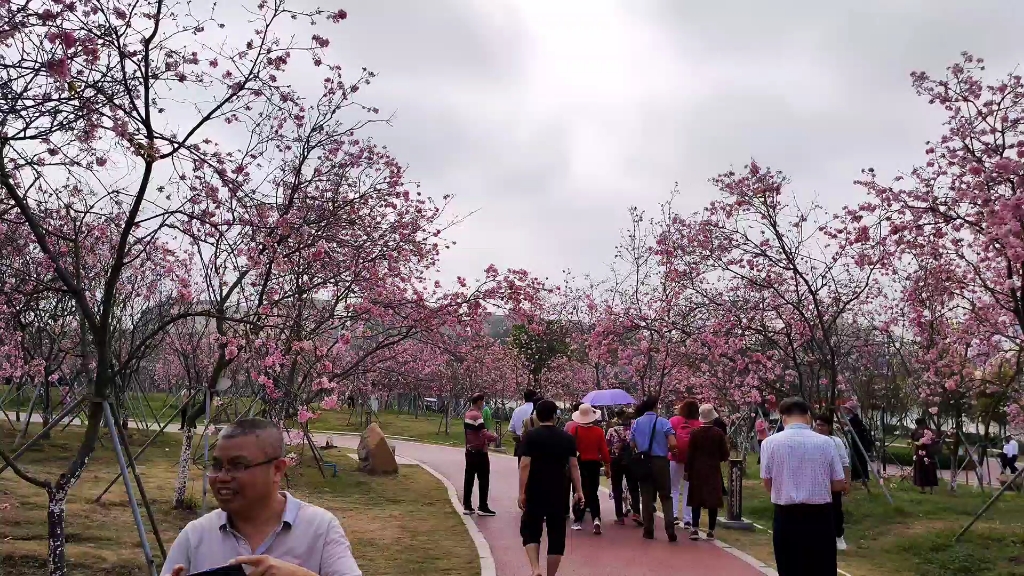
{"left": 161, "top": 418, "right": 361, "bottom": 576}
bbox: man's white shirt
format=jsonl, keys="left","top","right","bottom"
{"left": 1004, "top": 441, "right": 1019, "bottom": 457}
{"left": 509, "top": 402, "right": 534, "bottom": 435}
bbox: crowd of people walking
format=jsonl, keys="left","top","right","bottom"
{"left": 462, "top": 390, "right": 873, "bottom": 576}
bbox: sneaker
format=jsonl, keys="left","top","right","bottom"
{"left": 836, "top": 536, "right": 847, "bottom": 551}
{"left": 667, "top": 532, "right": 678, "bottom": 542}
{"left": 689, "top": 529, "right": 701, "bottom": 541}
{"left": 642, "top": 532, "right": 655, "bottom": 540}
{"left": 631, "top": 513, "right": 643, "bottom": 526}
{"left": 673, "top": 519, "right": 682, "bottom": 527}
{"left": 462, "top": 507, "right": 475, "bottom": 515}
{"left": 614, "top": 518, "right": 625, "bottom": 525}
{"left": 593, "top": 520, "right": 602, "bottom": 535}
{"left": 705, "top": 530, "right": 715, "bottom": 541}
{"left": 682, "top": 522, "right": 693, "bottom": 530}
{"left": 571, "top": 522, "right": 583, "bottom": 531}
{"left": 476, "top": 507, "right": 496, "bottom": 517}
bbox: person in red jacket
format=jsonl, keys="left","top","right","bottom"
{"left": 570, "top": 403, "right": 611, "bottom": 534}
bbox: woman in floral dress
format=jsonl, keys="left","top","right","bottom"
{"left": 606, "top": 410, "right": 641, "bottom": 525}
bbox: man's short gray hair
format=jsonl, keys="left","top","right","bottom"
{"left": 219, "top": 418, "right": 285, "bottom": 459}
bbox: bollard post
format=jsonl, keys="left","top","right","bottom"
{"left": 719, "top": 458, "right": 755, "bottom": 531}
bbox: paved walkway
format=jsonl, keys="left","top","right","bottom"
{"left": 325, "top": 434, "right": 766, "bottom": 576}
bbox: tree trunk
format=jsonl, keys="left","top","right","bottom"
{"left": 46, "top": 484, "right": 69, "bottom": 576}
{"left": 950, "top": 419, "right": 962, "bottom": 489}
{"left": 41, "top": 381, "right": 52, "bottom": 440}
{"left": 172, "top": 427, "right": 195, "bottom": 510}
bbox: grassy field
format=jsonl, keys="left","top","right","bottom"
{"left": 710, "top": 456, "right": 1024, "bottom": 576}
{"left": 1, "top": 387, "right": 471, "bottom": 446}
{"left": 0, "top": 423, "right": 478, "bottom": 575}
{"left": 309, "top": 407, "right": 473, "bottom": 447}
{"left": 0, "top": 387, "right": 260, "bottom": 432}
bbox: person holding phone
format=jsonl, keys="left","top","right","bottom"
{"left": 161, "top": 418, "right": 361, "bottom": 576}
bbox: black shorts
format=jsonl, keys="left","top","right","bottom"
{"left": 520, "top": 504, "right": 568, "bottom": 555}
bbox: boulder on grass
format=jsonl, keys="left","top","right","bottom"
{"left": 357, "top": 423, "right": 398, "bottom": 475}
{"left": 999, "top": 473, "right": 1023, "bottom": 490}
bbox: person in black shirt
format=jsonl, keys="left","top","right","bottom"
{"left": 519, "top": 399, "right": 583, "bottom": 576}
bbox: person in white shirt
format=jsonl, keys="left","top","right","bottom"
{"left": 509, "top": 389, "right": 539, "bottom": 462}
{"left": 814, "top": 413, "right": 851, "bottom": 551}
{"left": 1000, "top": 435, "right": 1019, "bottom": 474}
{"left": 761, "top": 398, "right": 845, "bottom": 576}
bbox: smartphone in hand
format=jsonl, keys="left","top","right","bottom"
{"left": 187, "top": 565, "right": 247, "bottom": 576}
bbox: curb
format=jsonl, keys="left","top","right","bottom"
{"left": 402, "top": 454, "right": 497, "bottom": 576}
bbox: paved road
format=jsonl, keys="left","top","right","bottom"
{"left": 325, "top": 434, "right": 765, "bottom": 576}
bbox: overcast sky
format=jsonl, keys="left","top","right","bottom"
{"left": 296, "top": 0, "right": 1024, "bottom": 285}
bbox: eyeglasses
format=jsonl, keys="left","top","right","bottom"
{"left": 207, "top": 457, "right": 279, "bottom": 478}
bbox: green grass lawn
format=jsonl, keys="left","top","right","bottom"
{"left": 308, "top": 407, "right": 479, "bottom": 448}
{"left": 717, "top": 455, "right": 1024, "bottom": 576}
{"left": 1, "top": 387, "right": 263, "bottom": 434}
{"left": 0, "top": 422, "right": 478, "bottom": 575}
{"left": 594, "top": 454, "right": 1024, "bottom": 575}
{"left": 1, "top": 388, "right": 464, "bottom": 446}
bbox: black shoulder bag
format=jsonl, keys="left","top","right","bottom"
{"left": 629, "top": 416, "right": 659, "bottom": 482}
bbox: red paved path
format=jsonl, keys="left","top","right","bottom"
{"left": 332, "top": 435, "right": 765, "bottom": 576}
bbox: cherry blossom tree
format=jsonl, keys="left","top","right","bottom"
{"left": 0, "top": 0, "right": 352, "bottom": 572}
{"left": 677, "top": 162, "right": 886, "bottom": 405}
{"left": 859, "top": 53, "right": 1024, "bottom": 449}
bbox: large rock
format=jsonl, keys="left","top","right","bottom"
{"left": 357, "top": 423, "right": 398, "bottom": 475}
{"left": 999, "top": 473, "right": 1023, "bottom": 490}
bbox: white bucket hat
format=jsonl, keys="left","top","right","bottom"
{"left": 698, "top": 404, "right": 719, "bottom": 423}
{"left": 572, "top": 403, "right": 602, "bottom": 424}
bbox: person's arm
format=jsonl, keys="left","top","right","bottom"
{"left": 665, "top": 420, "right": 678, "bottom": 451}
{"left": 829, "top": 443, "right": 847, "bottom": 493}
{"left": 318, "top": 516, "right": 364, "bottom": 576}
{"left": 159, "top": 525, "right": 191, "bottom": 576}
{"left": 598, "top": 430, "right": 611, "bottom": 471}
{"left": 837, "top": 439, "right": 852, "bottom": 490}
{"left": 719, "top": 430, "right": 730, "bottom": 462}
{"left": 510, "top": 407, "right": 525, "bottom": 435}
{"left": 568, "top": 456, "right": 583, "bottom": 495}
{"left": 629, "top": 421, "right": 639, "bottom": 451}
{"left": 685, "top": 434, "right": 695, "bottom": 480}
{"left": 518, "top": 456, "right": 531, "bottom": 508}
{"left": 760, "top": 439, "right": 772, "bottom": 493}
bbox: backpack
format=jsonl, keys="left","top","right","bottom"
{"left": 674, "top": 419, "right": 696, "bottom": 462}
{"left": 521, "top": 403, "right": 539, "bottom": 434}
{"left": 610, "top": 426, "right": 634, "bottom": 465}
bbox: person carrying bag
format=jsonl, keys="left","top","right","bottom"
{"left": 628, "top": 396, "right": 678, "bottom": 541}
{"left": 630, "top": 417, "right": 658, "bottom": 481}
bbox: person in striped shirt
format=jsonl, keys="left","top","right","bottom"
{"left": 464, "top": 393, "right": 498, "bottom": 516}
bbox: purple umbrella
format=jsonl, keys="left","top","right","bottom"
{"left": 582, "top": 389, "right": 636, "bottom": 407}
